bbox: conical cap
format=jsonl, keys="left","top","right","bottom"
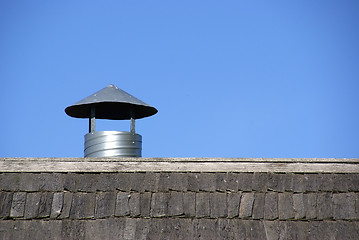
{"left": 65, "top": 84, "right": 158, "bottom": 120}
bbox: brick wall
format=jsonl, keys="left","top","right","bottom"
{"left": 1, "top": 172, "right": 359, "bottom": 239}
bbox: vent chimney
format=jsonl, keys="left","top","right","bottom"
{"left": 65, "top": 84, "right": 158, "bottom": 157}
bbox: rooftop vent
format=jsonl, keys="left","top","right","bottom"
{"left": 65, "top": 84, "right": 158, "bottom": 157}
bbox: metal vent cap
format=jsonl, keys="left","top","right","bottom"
{"left": 65, "top": 84, "right": 158, "bottom": 120}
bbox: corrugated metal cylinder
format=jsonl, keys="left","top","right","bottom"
{"left": 84, "top": 131, "right": 142, "bottom": 157}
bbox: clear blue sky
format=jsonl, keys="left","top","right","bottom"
{"left": 1, "top": 0, "right": 358, "bottom": 158}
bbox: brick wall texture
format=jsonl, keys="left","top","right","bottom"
{"left": 1, "top": 172, "right": 359, "bottom": 239}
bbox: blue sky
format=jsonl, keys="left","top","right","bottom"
{"left": 1, "top": 0, "right": 358, "bottom": 158}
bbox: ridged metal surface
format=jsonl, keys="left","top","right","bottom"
{"left": 84, "top": 131, "right": 142, "bottom": 157}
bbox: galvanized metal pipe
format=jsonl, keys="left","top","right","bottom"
{"left": 84, "top": 131, "right": 142, "bottom": 157}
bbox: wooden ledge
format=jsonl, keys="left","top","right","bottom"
{"left": 0, "top": 158, "right": 358, "bottom": 173}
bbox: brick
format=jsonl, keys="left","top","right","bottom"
{"left": 70, "top": 193, "right": 95, "bottom": 219}
{"left": 348, "top": 174, "right": 359, "bottom": 192}
{"left": 198, "top": 173, "right": 216, "bottom": 192}
{"left": 278, "top": 193, "right": 294, "bottom": 219}
{"left": 318, "top": 173, "right": 333, "bottom": 192}
{"left": 63, "top": 173, "right": 79, "bottom": 192}
{"left": 0, "top": 220, "right": 15, "bottom": 239}
{"left": 158, "top": 173, "right": 170, "bottom": 192}
{"left": 115, "top": 173, "right": 130, "bottom": 191}
{"left": 194, "top": 219, "right": 216, "bottom": 239}
{"left": 216, "top": 173, "right": 227, "bottom": 192}
{"left": 144, "top": 172, "right": 159, "bottom": 192}
{"left": 216, "top": 219, "right": 248, "bottom": 239}
{"left": 115, "top": 192, "right": 130, "bottom": 216}
{"left": 169, "top": 173, "right": 187, "bottom": 191}
{"left": 280, "top": 220, "right": 297, "bottom": 239}
{"left": 140, "top": 192, "right": 151, "bottom": 217}
{"left": 129, "top": 193, "right": 141, "bottom": 217}
{"left": 187, "top": 173, "right": 199, "bottom": 192}
{"left": 97, "top": 173, "right": 116, "bottom": 191}
{"left": 263, "top": 221, "right": 279, "bottom": 240}
{"left": 227, "top": 192, "right": 241, "bottom": 218}
{"left": 134, "top": 218, "right": 150, "bottom": 239}
{"left": 284, "top": 173, "right": 294, "bottom": 192}
{"left": 228, "top": 219, "right": 250, "bottom": 239}
{"left": 129, "top": 173, "right": 145, "bottom": 192}
{"left": 249, "top": 220, "right": 266, "bottom": 239}
{"left": 168, "top": 192, "right": 184, "bottom": 216}
{"left": 19, "top": 173, "right": 41, "bottom": 191}
{"left": 58, "top": 192, "right": 72, "bottom": 219}
{"left": 322, "top": 221, "right": 340, "bottom": 239}
{"left": 303, "top": 174, "right": 319, "bottom": 192}
{"left": 183, "top": 192, "right": 196, "bottom": 217}
{"left": 237, "top": 220, "right": 251, "bottom": 239}
{"left": 151, "top": 192, "right": 167, "bottom": 217}
{"left": 237, "top": 173, "right": 253, "bottom": 191}
{"left": 77, "top": 173, "right": 98, "bottom": 192}
{"left": 39, "top": 220, "right": 62, "bottom": 239}
{"left": 293, "top": 193, "right": 305, "bottom": 219}
{"left": 239, "top": 192, "right": 254, "bottom": 218}
{"left": 106, "top": 218, "right": 126, "bottom": 238}
{"left": 39, "top": 173, "right": 64, "bottom": 191}
{"left": 7, "top": 220, "right": 63, "bottom": 239}
{"left": 174, "top": 219, "right": 194, "bottom": 239}
{"left": 95, "top": 192, "right": 116, "bottom": 218}
{"left": 146, "top": 218, "right": 162, "bottom": 239}
{"left": 1, "top": 173, "right": 21, "bottom": 191}
{"left": 146, "top": 218, "right": 163, "bottom": 239}
{"left": 275, "top": 174, "right": 286, "bottom": 192}
{"left": 17, "top": 220, "right": 32, "bottom": 238}
{"left": 303, "top": 193, "right": 317, "bottom": 219}
{"left": 280, "top": 221, "right": 300, "bottom": 240}
{"left": 210, "top": 192, "right": 227, "bottom": 218}
{"left": 294, "top": 221, "right": 310, "bottom": 239}
{"left": 264, "top": 192, "right": 278, "bottom": 220}
{"left": 355, "top": 193, "right": 359, "bottom": 220}
{"left": 61, "top": 220, "right": 86, "bottom": 239}
{"left": 38, "top": 192, "right": 53, "bottom": 218}
{"left": 335, "top": 221, "right": 359, "bottom": 240}
{"left": 123, "top": 218, "right": 137, "bottom": 240}
{"left": 333, "top": 193, "right": 356, "bottom": 220}
{"left": 0, "top": 192, "right": 13, "bottom": 218}
{"left": 292, "top": 174, "right": 304, "bottom": 192}
{"left": 215, "top": 219, "right": 231, "bottom": 239}
{"left": 196, "top": 192, "right": 210, "bottom": 218}
{"left": 85, "top": 219, "right": 112, "bottom": 239}
{"left": 148, "top": 218, "right": 180, "bottom": 239}
{"left": 10, "top": 192, "right": 26, "bottom": 218}
{"left": 308, "top": 221, "right": 336, "bottom": 240}
{"left": 278, "top": 221, "right": 288, "bottom": 239}
{"left": 165, "top": 218, "right": 190, "bottom": 239}
{"left": 51, "top": 192, "right": 64, "bottom": 219}
{"left": 11, "top": 221, "right": 28, "bottom": 239}
{"left": 226, "top": 173, "right": 239, "bottom": 192}
{"left": 267, "top": 173, "right": 279, "bottom": 191}
{"left": 70, "top": 173, "right": 97, "bottom": 192}
{"left": 316, "top": 192, "right": 333, "bottom": 220}
{"left": 252, "top": 173, "right": 268, "bottom": 192}
{"left": 24, "top": 192, "right": 41, "bottom": 219}
{"left": 333, "top": 174, "right": 348, "bottom": 192}
{"left": 252, "top": 193, "right": 265, "bottom": 219}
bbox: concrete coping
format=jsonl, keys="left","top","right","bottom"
{"left": 1, "top": 158, "right": 359, "bottom": 173}
{"left": 1, "top": 157, "right": 359, "bottom": 163}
